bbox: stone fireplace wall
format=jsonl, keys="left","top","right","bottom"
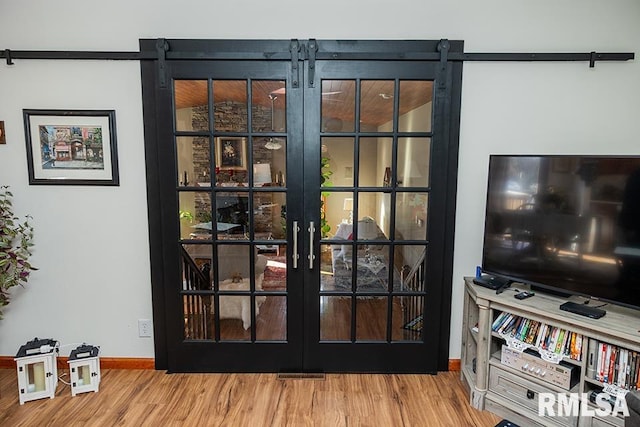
{"left": 191, "top": 102, "right": 282, "bottom": 236}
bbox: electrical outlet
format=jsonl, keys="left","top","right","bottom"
{"left": 138, "top": 319, "right": 153, "bottom": 337}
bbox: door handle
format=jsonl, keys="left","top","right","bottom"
{"left": 308, "top": 221, "right": 316, "bottom": 269}
{"left": 292, "top": 221, "right": 300, "bottom": 269}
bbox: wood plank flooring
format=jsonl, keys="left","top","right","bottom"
{"left": 184, "top": 251, "right": 424, "bottom": 342}
{"left": 0, "top": 368, "right": 500, "bottom": 426}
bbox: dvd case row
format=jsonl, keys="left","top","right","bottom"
{"left": 589, "top": 340, "right": 640, "bottom": 390}
{"left": 491, "top": 311, "right": 584, "bottom": 361}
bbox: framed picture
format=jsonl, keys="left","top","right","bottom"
{"left": 23, "top": 109, "right": 119, "bottom": 186}
{"left": 215, "top": 137, "right": 247, "bottom": 170}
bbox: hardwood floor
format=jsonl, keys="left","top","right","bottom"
{"left": 0, "top": 368, "right": 500, "bottom": 426}
{"left": 185, "top": 252, "right": 425, "bottom": 342}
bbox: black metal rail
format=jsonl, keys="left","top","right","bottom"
{"left": 1, "top": 41, "right": 634, "bottom": 68}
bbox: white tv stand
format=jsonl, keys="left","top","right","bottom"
{"left": 461, "top": 277, "right": 640, "bottom": 426}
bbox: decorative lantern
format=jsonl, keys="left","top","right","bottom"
{"left": 67, "top": 344, "right": 100, "bottom": 396}
{"left": 14, "top": 338, "right": 59, "bottom": 405}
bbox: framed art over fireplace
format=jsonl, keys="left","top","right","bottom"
{"left": 215, "top": 136, "right": 247, "bottom": 171}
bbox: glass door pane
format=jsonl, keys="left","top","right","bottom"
{"left": 319, "top": 78, "right": 431, "bottom": 345}
{"left": 175, "top": 78, "right": 291, "bottom": 344}
{"left": 309, "top": 61, "right": 442, "bottom": 372}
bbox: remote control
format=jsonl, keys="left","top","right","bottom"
{"left": 514, "top": 291, "right": 535, "bottom": 300}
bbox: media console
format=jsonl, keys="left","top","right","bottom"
{"left": 461, "top": 277, "right": 640, "bottom": 427}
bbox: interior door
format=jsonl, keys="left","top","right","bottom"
{"left": 302, "top": 41, "right": 461, "bottom": 372}
{"left": 141, "top": 39, "right": 462, "bottom": 373}
{"left": 142, "top": 40, "right": 305, "bottom": 372}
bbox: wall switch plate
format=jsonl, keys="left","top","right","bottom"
{"left": 138, "top": 319, "right": 153, "bottom": 337}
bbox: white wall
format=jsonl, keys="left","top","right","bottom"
{"left": 0, "top": 0, "right": 638, "bottom": 360}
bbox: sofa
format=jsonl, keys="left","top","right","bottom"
{"left": 331, "top": 218, "right": 386, "bottom": 270}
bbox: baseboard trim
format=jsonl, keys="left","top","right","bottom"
{"left": 0, "top": 356, "right": 155, "bottom": 370}
{"left": 0, "top": 357, "right": 14, "bottom": 369}
{"left": 448, "top": 359, "right": 461, "bottom": 371}
{"left": 3, "top": 355, "right": 457, "bottom": 372}
{"left": 99, "top": 357, "right": 156, "bottom": 370}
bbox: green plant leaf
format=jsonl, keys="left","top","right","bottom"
{"left": 0, "top": 186, "right": 36, "bottom": 318}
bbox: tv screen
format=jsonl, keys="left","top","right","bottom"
{"left": 482, "top": 155, "right": 640, "bottom": 310}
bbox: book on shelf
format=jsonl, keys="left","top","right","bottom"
{"left": 619, "top": 349, "right": 627, "bottom": 387}
{"left": 517, "top": 318, "right": 529, "bottom": 340}
{"left": 554, "top": 329, "right": 566, "bottom": 354}
{"left": 525, "top": 321, "right": 539, "bottom": 344}
{"left": 608, "top": 346, "right": 617, "bottom": 385}
{"left": 491, "top": 312, "right": 508, "bottom": 330}
{"left": 576, "top": 334, "right": 583, "bottom": 362}
{"left": 511, "top": 317, "right": 523, "bottom": 337}
{"left": 543, "top": 325, "right": 553, "bottom": 350}
{"left": 586, "top": 338, "right": 598, "bottom": 378}
{"left": 499, "top": 314, "right": 516, "bottom": 335}
{"left": 493, "top": 313, "right": 511, "bottom": 334}
{"left": 570, "top": 332, "right": 578, "bottom": 360}
{"left": 631, "top": 351, "right": 637, "bottom": 387}
{"left": 535, "top": 324, "right": 547, "bottom": 348}
{"left": 636, "top": 354, "right": 640, "bottom": 389}
{"left": 610, "top": 350, "right": 622, "bottom": 384}
{"left": 562, "top": 331, "right": 571, "bottom": 356}
{"left": 604, "top": 344, "right": 612, "bottom": 383}
{"left": 547, "top": 327, "right": 560, "bottom": 352}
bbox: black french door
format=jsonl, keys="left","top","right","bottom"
{"left": 141, "top": 39, "right": 463, "bottom": 373}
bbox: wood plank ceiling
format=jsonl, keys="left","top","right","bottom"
{"left": 174, "top": 80, "right": 433, "bottom": 128}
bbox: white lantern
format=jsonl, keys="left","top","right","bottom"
{"left": 68, "top": 344, "right": 100, "bottom": 396}
{"left": 14, "top": 338, "right": 59, "bottom": 405}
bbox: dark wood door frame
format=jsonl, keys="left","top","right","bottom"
{"left": 140, "top": 39, "right": 464, "bottom": 372}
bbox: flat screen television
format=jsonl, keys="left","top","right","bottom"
{"left": 481, "top": 155, "right": 640, "bottom": 311}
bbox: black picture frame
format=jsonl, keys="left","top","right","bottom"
{"left": 215, "top": 136, "right": 247, "bottom": 170}
{"left": 23, "top": 109, "right": 119, "bottom": 186}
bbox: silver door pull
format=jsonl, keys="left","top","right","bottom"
{"left": 292, "top": 221, "right": 300, "bottom": 269}
{"left": 308, "top": 221, "right": 316, "bottom": 269}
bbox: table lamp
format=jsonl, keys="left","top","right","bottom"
{"left": 253, "top": 163, "right": 272, "bottom": 187}
{"left": 343, "top": 198, "right": 353, "bottom": 224}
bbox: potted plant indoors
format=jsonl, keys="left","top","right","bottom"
{"left": 320, "top": 156, "right": 333, "bottom": 238}
{"left": 0, "top": 186, "right": 36, "bottom": 318}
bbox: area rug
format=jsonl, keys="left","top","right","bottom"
{"left": 403, "top": 314, "right": 423, "bottom": 332}
{"left": 262, "top": 256, "right": 286, "bottom": 290}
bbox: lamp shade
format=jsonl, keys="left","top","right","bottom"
{"left": 343, "top": 198, "right": 353, "bottom": 211}
{"left": 408, "top": 160, "right": 423, "bottom": 178}
{"left": 253, "top": 163, "right": 272, "bottom": 186}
